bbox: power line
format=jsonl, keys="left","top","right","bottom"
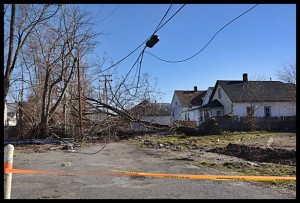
{"left": 97, "top": 4, "right": 120, "bottom": 23}
{"left": 152, "top": 4, "right": 173, "bottom": 34}
{"left": 99, "top": 4, "right": 186, "bottom": 74}
{"left": 117, "top": 5, "right": 185, "bottom": 88}
{"left": 108, "top": 4, "right": 186, "bottom": 105}
{"left": 155, "top": 4, "right": 186, "bottom": 33}
{"left": 145, "top": 4, "right": 258, "bottom": 63}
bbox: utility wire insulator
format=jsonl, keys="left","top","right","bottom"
{"left": 146, "top": 35, "right": 159, "bottom": 48}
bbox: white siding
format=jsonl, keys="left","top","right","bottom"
{"left": 269, "top": 102, "right": 296, "bottom": 116}
{"left": 184, "top": 108, "right": 201, "bottom": 125}
{"left": 233, "top": 102, "right": 296, "bottom": 117}
{"left": 171, "top": 93, "right": 183, "bottom": 121}
{"left": 179, "top": 107, "right": 189, "bottom": 121}
{"left": 143, "top": 116, "right": 171, "bottom": 125}
{"left": 4, "top": 100, "right": 7, "bottom": 126}
{"left": 192, "top": 109, "right": 201, "bottom": 124}
{"left": 4, "top": 101, "right": 18, "bottom": 126}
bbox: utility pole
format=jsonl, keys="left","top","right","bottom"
{"left": 99, "top": 75, "right": 112, "bottom": 113}
{"left": 76, "top": 56, "right": 83, "bottom": 141}
{"left": 63, "top": 89, "right": 67, "bottom": 135}
{"left": 19, "top": 65, "right": 24, "bottom": 138}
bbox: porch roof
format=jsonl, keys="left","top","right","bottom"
{"left": 199, "top": 99, "right": 223, "bottom": 109}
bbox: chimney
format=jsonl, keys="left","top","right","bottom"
{"left": 243, "top": 73, "right": 248, "bottom": 82}
{"left": 194, "top": 86, "right": 197, "bottom": 92}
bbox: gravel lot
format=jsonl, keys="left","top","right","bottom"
{"left": 6, "top": 136, "right": 296, "bottom": 199}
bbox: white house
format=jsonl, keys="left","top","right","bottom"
{"left": 171, "top": 86, "right": 208, "bottom": 126}
{"left": 4, "top": 100, "right": 18, "bottom": 126}
{"left": 130, "top": 100, "right": 172, "bottom": 131}
{"left": 200, "top": 73, "right": 296, "bottom": 120}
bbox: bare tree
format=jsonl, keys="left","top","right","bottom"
{"left": 276, "top": 60, "right": 296, "bottom": 103}
{"left": 82, "top": 71, "right": 165, "bottom": 139}
{"left": 230, "top": 76, "right": 267, "bottom": 131}
{"left": 243, "top": 82, "right": 265, "bottom": 131}
{"left": 19, "top": 5, "right": 98, "bottom": 138}
{"left": 276, "top": 60, "right": 296, "bottom": 84}
{"left": 4, "top": 4, "right": 61, "bottom": 103}
{"left": 5, "top": 4, "right": 167, "bottom": 140}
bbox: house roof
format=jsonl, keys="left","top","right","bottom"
{"left": 200, "top": 99, "right": 223, "bottom": 109}
{"left": 208, "top": 87, "right": 214, "bottom": 91}
{"left": 130, "top": 100, "right": 172, "bottom": 116}
{"left": 213, "top": 80, "right": 296, "bottom": 102}
{"left": 175, "top": 90, "right": 207, "bottom": 106}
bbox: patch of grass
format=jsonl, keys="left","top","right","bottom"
{"left": 190, "top": 160, "right": 295, "bottom": 177}
{"left": 124, "top": 132, "right": 296, "bottom": 189}
{"left": 125, "top": 131, "right": 292, "bottom": 149}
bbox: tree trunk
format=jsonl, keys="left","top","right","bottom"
{"left": 4, "top": 4, "right": 15, "bottom": 101}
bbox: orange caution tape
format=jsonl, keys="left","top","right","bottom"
{"left": 4, "top": 163, "right": 13, "bottom": 169}
{"left": 5, "top": 168, "right": 133, "bottom": 177}
{"left": 112, "top": 170, "right": 296, "bottom": 182}
{"left": 3, "top": 167, "right": 296, "bottom": 182}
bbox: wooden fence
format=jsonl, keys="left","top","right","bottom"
{"left": 215, "top": 116, "right": 296, "bottom": 132}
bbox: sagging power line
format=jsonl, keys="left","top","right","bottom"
{"left": 99, "top": 4, "right": 186, "bottom": 74}
{"left": 145, "top": 4, "right": 258, "bottom": 63}
{"left": 107, "top": 4, "right": 186, "bottom": 104}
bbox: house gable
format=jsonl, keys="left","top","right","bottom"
{"left": 209, "top": 82, "right": 233, "bottom": 115}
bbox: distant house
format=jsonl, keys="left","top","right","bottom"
{"left": 171, "top": 86, "right": 209, "bottom": 126}
{"left": 4, "top": 100, "right": 18, "bottom": 126}
{"left": 200, "top": 73, "right": 296, "bottom": 120}
{"left": 130, "top": 100, "right": 172, "bottom": 131}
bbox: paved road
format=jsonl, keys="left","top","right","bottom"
{"left": 8, "top": 142, "right": 295, "bottom": 199}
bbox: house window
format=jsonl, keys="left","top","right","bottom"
{"left": 218, "top": 88, "right": 222, "bottom": 99}
{"left": 172, "top": 110, "right": 174, "bottom": 117}
{"left": 175, "top": 102, "right": 177, "bottom": 105}
{"left": 264, "top": 106, "right": 271, "bottom": 117}
{"left": 216, "top": 110, "right": 222, "bottom": 116}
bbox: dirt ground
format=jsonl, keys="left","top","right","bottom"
{"left": 13, "top": 133, "right": 296, "bottom": 167}
{"left": 208, "top": 133, "right": 296, "bottom": 165}
{"left": 124, "top": 132, "right": 296, "bottom": 192}
{"left": 10, "top": 132, "right": 296, "bottom": 195}
{"left": 8, "top": 138, "right": 296, "bottom": 199}
{"left": 141, "top": 133, "right": 296, "bottom": 168}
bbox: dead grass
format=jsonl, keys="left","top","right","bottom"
{"left": 124, "top": 131, "right": 296, "bottom": 190}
